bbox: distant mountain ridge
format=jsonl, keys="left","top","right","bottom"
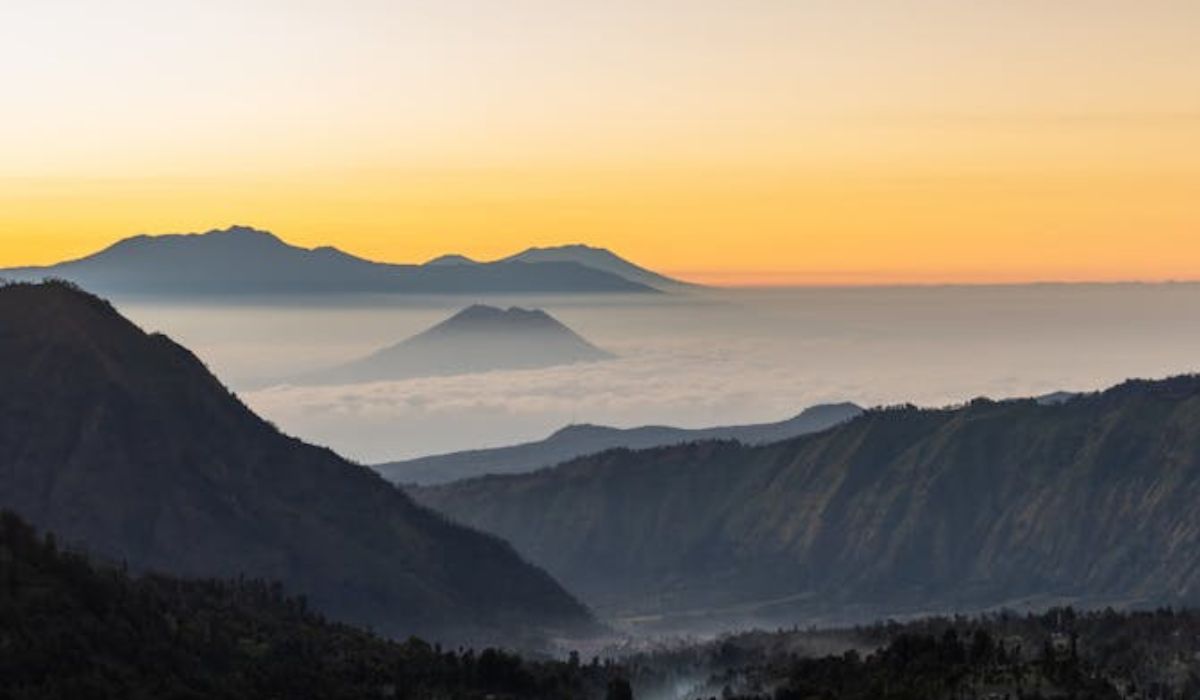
{"left": 291, "top": 304, "right": 613, "bottom": 386}
{"left": 414, "top": 376, "right": 1200, "bottom": 628}
{"left": 500, "top": 244, "right": 694, "bottom": 291}
{"left": 0, "top": 226, "right": 681, "bottom": 296}
{"left": 377, "top": 402, "right": 863, "bottom": 485}
{"left": 424, "top": 253, "right": 479, "bottom": 266}
{"left": 0, "top": 281, "right": 593, "bottom": 642}
{"left": 424, "top": 244, "right": 695, "bottom": 290}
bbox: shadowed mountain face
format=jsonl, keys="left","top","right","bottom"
{"left": 501, "top": 244, "right": 693, "bottom": 290}
{"left": 414, "top": 378, "right": 1200, "bottom": 627}
{"left": 0, "top": 282, "right": 593, "bottom": 643}
{"left": 292, "top": 304, "right": 614, "bottom": 386}
{"left": 0, "top": 510, "right": 623, "bottom": 698}
{"left": 0, "top": 226, "right": 656, "bottom": 296}
{"left": 377, "top": 402, "right": 863, "bottom": 486}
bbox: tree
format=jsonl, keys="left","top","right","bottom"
{"left": 606, "top": 677, "right": 633, "bottom": 700}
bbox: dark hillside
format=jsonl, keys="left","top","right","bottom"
{"left": 0, "top": 281, "right": 592, "bottom": 643}
{"left": 417, "top": 378, "right": 1200, "bottom": 626}
{"left": 0, "top": 510, "right": 614, "bottom": 699}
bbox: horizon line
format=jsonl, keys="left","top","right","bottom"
{"left": 6, "top": 225, "right": 1200, "bottom": 291}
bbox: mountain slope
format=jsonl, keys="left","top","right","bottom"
{"left": 0, "top": 510, "right": 618, "bottom": 698}
{"left": 377, "top": 402, "right": 862, "bottom": 485}
{"left": 415, "top": 379, "right": 1200, "bottom": 626}
{"left": 0, "top": 281, "right": 593, "bottom": 642}
{"left": 294, "top": 304, "right": 614, "bottom": 386}
{"left": 0, "top": 226, "right": 655, "bottom": 296}
{"left": 502, "top": 244, "right": 693, "bottom": 290}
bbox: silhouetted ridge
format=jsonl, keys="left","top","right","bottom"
{"left": 378, "top": 402, "right": 862, "bottom": 486}
{"left": 1097, "top": 373, "right": 1200, "bottom": 402}
{"left": 99, "top": 224, "right": 287, "bottom": 253}
{"left": 0, "top": 282, "right": 593, "bottom": 643}
{"left": 0, "top": 227, "right": 659, "bottom": 295}
{"left": 501, "top": 243, "right": 693, "bottom": 289}
{"left": 549, "top": 423, "right": 615, "bottom": 440}
{"left": 424, "top": 253, "right": 479, "bottom": 266}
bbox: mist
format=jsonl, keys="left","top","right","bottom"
{"left": 118, "top": 283, "right": 1200, "bottom": 463}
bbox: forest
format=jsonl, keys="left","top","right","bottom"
{"left": 5, "top": 508, "right": 1200, "bottom": 699}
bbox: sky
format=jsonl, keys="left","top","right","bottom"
{"left": 3, "top": 1, "right": 1198, "bottom": 285}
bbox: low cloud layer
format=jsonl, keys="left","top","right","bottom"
{"left": 123, "top": 285, "right": 1200, "bottom": 464}
{"left": 244, "top": 339, "right": 861, "bottom": 462}
{"left": 241, "top": 331, "right": 1161, "bottom": 464}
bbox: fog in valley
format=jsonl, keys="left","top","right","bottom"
{"left": 119, "top": 283, "right": 1200, "bottom": 464}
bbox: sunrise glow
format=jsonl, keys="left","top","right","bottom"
{"left": 3, "top": 1, "right": 1198, "bottom": 284}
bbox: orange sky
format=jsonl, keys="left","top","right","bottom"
{"left": 2, "top": 1, "right": 1198, "bottom": 285}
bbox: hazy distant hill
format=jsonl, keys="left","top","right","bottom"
{"left": 415, "top": 378, "right": 1200, "bottom": 626}
{"left": 0, "top": 226, "right": 657, "bottom": 296}
{"left": 293, "top": 304, "right": 613, "bottom": 386}
{"left": 424, "top": 253, "right": 479, "bottom": 266}
{"left": 377, "top": 402, "right": 863, "bottom": 485}
{"left": 501, "top": 244, "right": 694, "bottom": 290}
{"left": 0, "top": 281, "right": 593, "bottom": 642}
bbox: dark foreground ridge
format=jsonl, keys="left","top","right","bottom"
{"left": 668, "top": 606, "right": 1200, "bottom": 699}
{"left": 0, "top": 510, "right": 621, "bottom": 699}
{"left": 7, "top": 507, "right": 1195, "bottom": 698}
{"left": 0, "top": 281, "right": 593, "bottom": 643}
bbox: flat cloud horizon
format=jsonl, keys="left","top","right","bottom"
{"left": 242, "top": 337, "right": 1089, "bottom": 464}
{"left": 116, "top": 284, "right": 1200, "bottom": 465}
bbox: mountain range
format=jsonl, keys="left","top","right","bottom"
{"left": 0, "top": 226, "right": 686, "bottom": 296}
{"left": 291, "top": 304, "right": 613, "bottom": 386}
{"left": 422, "top": 243, "right": 690, "bottom": 291}
{"left": 0, "top": 281, "right": 593, "bottom": 643}
{"left": 414, "top": 378, "right": 1200, "bottom": 630}
{"left": 500, "top": 244, "right": 693, "bottom": 291}
{"left": 377, "top": 402, "right": 863, "bottom": 486}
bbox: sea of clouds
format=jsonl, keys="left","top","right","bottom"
{"left": 122, "top": 284, "right": 1200, "bottom": 464}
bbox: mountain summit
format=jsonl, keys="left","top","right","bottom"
{"left": 426, "top": 304, "right": 598, "bottom": 336}
{"left": 0, "top": 281, "right": 593, "bottom": 642}
{"left": 0, "top": 226, "right": 657, "bottom": 296}
{"left": 502, "top": 244, "right": 692, "bottom": 290}
{"left": 293, "top": 304, "right": 613, "bottom": 386}
{"left": 424, "top": 253, "right": 479, "bottom": 266}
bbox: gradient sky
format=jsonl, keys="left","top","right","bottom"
{"left": 3, "top": 1, "right": 1198, "bottom": 284}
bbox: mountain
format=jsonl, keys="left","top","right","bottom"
{"left": 0, "top": 226, "right": 656, "bottom": 296}
{"left": 292, "top": 304, "right": 614, "bottom": 386}
{"left": 414, "top": 377, "right": 1200, "bottom": 629}
{"left": 0, "top": 510, "right": 623, "bottom": 698}
{"left": 1036, "top": 390, "right": 1079, "bottom": 405}
{"left": 377, "top": 402, "right": 863, "bottom": 486}
{"left": 0, "top": 281, "right": 593, "bottom": 643}
{"left": 502, "top": 243, "right": 693, "bottom": 290}
{"left": 424, "top": 253, "right": 479, "bottom": 266}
